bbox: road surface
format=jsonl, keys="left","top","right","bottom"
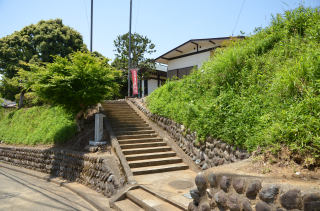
{"left": 0, "top": 166, "right": 95, "bottom": 211}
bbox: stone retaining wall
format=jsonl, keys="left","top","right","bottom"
{"left": 130, "top": 98, "right": 250, "bottom": 170}
{"left": 189, "top": 171, "right": 319, "bottom": 211}
{"left": 0, "top": 146, "right": 126, "bottom": 198}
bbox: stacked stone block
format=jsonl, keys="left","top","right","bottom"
{"left": 130, "top": 99, "right": 250, "bottom": 170}
{"left": 188, "top": 172, "right": 320, "bottom": 211}
{"left": 0, "top": 147, "right": 126, "bottom": 198}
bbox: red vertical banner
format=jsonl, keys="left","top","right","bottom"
{"left": 131, "top": 69, "right": 138, "bottom": 95}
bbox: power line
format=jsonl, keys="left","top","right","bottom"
{"left": 233, "top": 0, "right": 245, "bottom": 36}
{"left": 83, "top": 0, "right": 90, "bottom": 33}
{"left": 134, "top": 0, "right": 141, "bottom": 33}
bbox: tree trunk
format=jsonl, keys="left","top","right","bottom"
{"left": 18, "top": 89, "right": 26, "bottom": 109}
{"left": 75, "top": 103, "right": 85, "bottom": 132}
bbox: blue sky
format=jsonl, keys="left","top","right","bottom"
{"left": 0, "top": 0, "right": 319, "bottom": 62}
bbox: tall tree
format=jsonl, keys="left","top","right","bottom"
{"left": 112, "top": 33, "right": 156, "bottom": 97}
{"left": 0, "top": 18, "right": 87, "bottom": 105}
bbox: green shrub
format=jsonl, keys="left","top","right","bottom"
{"left": 15, "top": 92, "right": 43, "bottom": 108}
{"left": 0, "top": 106, "right": 76, "bottom": 145}
{"left": 147, "top": 6, "right": 320, "bottom": 158}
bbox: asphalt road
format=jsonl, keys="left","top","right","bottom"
{"left": 0, "top": 167, "right": 96, "bottom": 211}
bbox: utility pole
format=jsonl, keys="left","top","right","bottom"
{"left": 90, "top": 0, "right": 93, "bottom": 52}
{"left": 128, "top": 0, "right": 132, "bottom": 97}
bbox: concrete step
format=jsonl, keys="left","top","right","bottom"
{"left": 131, "top": 163, "right": 189, "bottom": 175}
{"left": 107, "top": 116, "right": 143, "bottom": 122}
{"left": 120, "top": 142, "right": 167, "bottom": 150}
{"left": 117, "top": 134, "right": 158, "bottom": 140}
{"left": 126, "top": 189, "right": 183, "bottom": 211}
{"left": 104, "top": 109, "right": 133, "bottom": 112}
{"left": 103, "top": 107, "right": 132, "bottom": 110}
{"left": 102, "top": 104, "right": 130, "bottom": 107}
{"left": 109, "top": 119, "right": 145, "bottom": 123}
{"left": 103, "top": 104, "right": 130, "bottom": 106}
{"left": 109, "top": 120, "right": 145, "bottom": 124}
{"left": 105, "top": 112, "right": 138, "bottom": 115}
{"left": 103, "top": 101, "right": 127, "bottom": 103}
{"left": 106, "top": 113, "right": 139, "bottom": 116}
{"left": 106, "top": 114, "right": 140, "bottom": 117}
{"left": 122, "top": 146, "right": 172, "bottom": 155}
{"left": 110, "top": 123, "right": 148, "bottom": 127}
{"left": 112, "top": 127, "right": 152, "bottom": 132}
{"left": 106, "top": 115, "right": 141, "bottom": 119}
{"left": 103, "top": 101, "right": 126, "bottom": 103}
{"left": 125, "top": 152, "right": 177, "bottom": 161}
{"left": 103, "top": 106, "right": 131, "bottom": 108}
{"left": 128, "top": 157, "right": 182, "bottom": 168}
{"left": 108, "top": 117, "right": 145, "bottom": 122}
{"left": 108, "top": 119, "right": 146, "bottom": 123}
{"left": 104, "top": 110, "right": 135, "bottom": 113}
{"left": 110, "top": 123, "right": 149, "bottom": 127}
{"left": 114, "top": 130, "right": 155, "bottom": 136}
{"left": 103, "top": 103, "right": 128, "bottom": 105}
{"left": 105, "top": 110, "right": 134, "bottom": 113}
{"left": 102, "top": 103, "right": 129, "bottom": 106}
{"left": 107, "top": 116, "right": 141, "bottom": 120}
{"left": 118, "top": 138, "right": 163, "bottom": 145}
{"left": 108, "top": 119, "right": 146, "bottom": 124}
{"left": 103, "top": 102, "right": 128, "bottom": 105}
{"left": 113, "top": 198, "right": 144, "bottom": 211}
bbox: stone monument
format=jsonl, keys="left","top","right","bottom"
{"left": 89, "top": 113, "right": 106, "bottom": 146}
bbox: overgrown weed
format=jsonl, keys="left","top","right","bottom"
{"left": 0, "top": 106, "right": 76, "bottom": 145}
{"left": 147, "top": 6, "right": 320, "bottom": 161}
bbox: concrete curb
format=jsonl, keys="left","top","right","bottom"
{"left": 109, "top": 184, "right": 139, "bottom": 208}
{"left": 99, "top": 102, "right": 136, "bottom": 185}
{"left": 126, "top": 99, "right": 201, "bottom": 173}
{"left": 0, "top": 162, "right": 112, "bottom": 211}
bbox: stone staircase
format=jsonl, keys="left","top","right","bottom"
{"left": 102, "top": 101, "right": 189, "bottom": 176}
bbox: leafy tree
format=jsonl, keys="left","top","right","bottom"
{"left": 253, "top": 26, "right": 262, "bottom": 34}
{"left": 19, "top": 51, "right": 120, "bottom": 131}
{"left": 113, "top": 32, "right": 156, "bottom": 71}
{"left": 239, "top": 30, "right": 246, "bottom": 36}
{"left": 112, "top": 33, "right": 156, "bottom": 97}
{"left": 0, "top": 18, "right": 87, "bottom": 106}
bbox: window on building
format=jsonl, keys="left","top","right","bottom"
{"left": 167, "top": 66, "right": 196, "bottom": 80}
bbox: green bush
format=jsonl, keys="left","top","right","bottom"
{"left": 147, "top": 6, "right": 320, "bottom": 158}
{"left": 15, "top": 92, "right": 43, "bottom": 108}
{"left": 0, "top": 106, "right": 76, "bottom": 145}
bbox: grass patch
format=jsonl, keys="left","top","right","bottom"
{"left": 0, "top": 106, "right": 77, "bottom": 145}
{"left": 147, "top": 6, "right": 320, "bottom": 158}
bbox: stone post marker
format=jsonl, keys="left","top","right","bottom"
{"left": 89, "top": 114, "right": 106, "bottom": 146}
{"left": 95, "top": 113, "right": 103, "bottom": 142}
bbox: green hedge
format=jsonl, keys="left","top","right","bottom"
{"left": 0, "top": 106, "right": 76, "bottom": 145}
{"left": 147, "top": 6, "right": 320, "bottom": 158}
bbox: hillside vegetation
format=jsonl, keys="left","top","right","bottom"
{"left": 0, "top": 106, "right": 76, "bottom": 145}
{"left": 147, "top": 6, "right": 320, "bottom": 161}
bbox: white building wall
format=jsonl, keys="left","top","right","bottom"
{"left": 167, "top": 51, "right": 210, "bottom": 70}
{"left": 148, "top": 79, "right": 158, "bottom": 95}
